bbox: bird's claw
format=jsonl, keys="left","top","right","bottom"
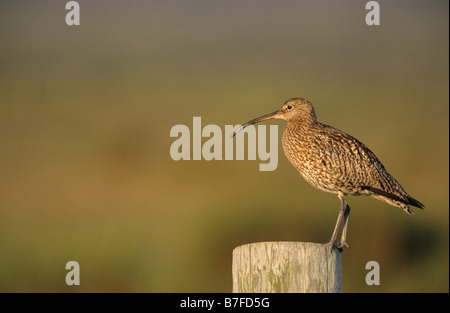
{"left": 327, "top": 240, "right": 350, "bottom": 252}
{"left": 336, "top": 241, "right": 350, "bottom": 251}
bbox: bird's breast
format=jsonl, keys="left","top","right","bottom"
{"left": 281, "top": 124, "right": 354, "bottom": 195}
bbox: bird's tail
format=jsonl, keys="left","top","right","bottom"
{"left": 361, "top": 186, "right": 425, "bottom": 214}
{"left": 405, "top": 195, "right": 425, "bottom": 209}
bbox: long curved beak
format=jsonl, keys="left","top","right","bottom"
{"left": 232, "top": 110, "right": 283, "bottom": 138}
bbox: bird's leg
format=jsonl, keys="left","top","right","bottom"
{"left": 327, "top": 194, "right": 351, "bottom": 251}
{"left": 336, "top": 198, "right": 351, "bottom": 250}
{"left": 327, "top": 197, "right": 346, "bottom": 247}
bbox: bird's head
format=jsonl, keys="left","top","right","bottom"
{"left": 232, "top": 97, "right": 317, "bottom": 137}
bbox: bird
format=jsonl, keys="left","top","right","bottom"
{"left": 232, "top": 97, "right": 424, "bottom": 250}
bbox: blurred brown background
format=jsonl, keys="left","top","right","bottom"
{"left": 0, "top": 0, "right": 448, "bottom": 292}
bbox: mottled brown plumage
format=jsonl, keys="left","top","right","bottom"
{"left": 233, "top": 97, "right": 424, "bottom": 249}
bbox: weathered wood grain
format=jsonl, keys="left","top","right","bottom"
{"left": 232, "top": 242, "right": 342, "bottom": 293}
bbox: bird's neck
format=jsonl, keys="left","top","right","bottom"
{"left": 285, "top": 119, "right": 318, "bottom": 135}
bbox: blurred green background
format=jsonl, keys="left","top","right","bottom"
{"left": 0, "top": 0, "right": 448, "bottom": 292}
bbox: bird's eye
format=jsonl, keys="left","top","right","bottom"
{"left": 287, "top": 105, "right": 292, "bottom": 110}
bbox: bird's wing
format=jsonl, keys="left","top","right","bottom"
{"left": 314, "top": 125, "right": 419, "bottom": 207}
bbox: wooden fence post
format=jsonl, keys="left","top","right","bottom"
{"left": 232, "top": 241, "right": 342, "bottom": 293}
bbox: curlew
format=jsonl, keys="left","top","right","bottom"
{"left": 232, "top": 98, "right": 424, "bottom": 249}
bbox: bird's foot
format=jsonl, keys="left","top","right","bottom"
{"left": 326, "top": 239, "right": 339, "bottom": 252}
{"left": 335, "top": 241, "right": 350, "bottom": 251}
{"left": 327, "top": 240, "right": 350, "bottom": 252}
